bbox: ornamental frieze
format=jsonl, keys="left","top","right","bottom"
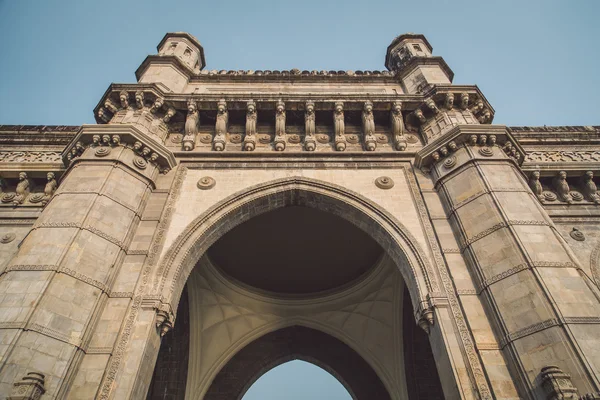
{"left": 525, "top": 150, "right": 600, "bottom": 163}
{"left": 0, "top": 151, "right": 63, "bottom": 163}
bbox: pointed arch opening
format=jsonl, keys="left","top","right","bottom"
{"left": 146, "top": 175, "right": 446, "bottom": 399}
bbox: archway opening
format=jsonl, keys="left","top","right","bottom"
{"left": 148, "top": 180, "right": 445, "bottom": 399}
{"left": 241, "top": 360, "right": 352, "bottom": 400}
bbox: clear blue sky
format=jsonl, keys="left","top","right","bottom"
{"left": 0, "top": 0, "right": 599, "bottom": 127}
{"left": 1, "top": 1, "right": 599, "bottom": 398}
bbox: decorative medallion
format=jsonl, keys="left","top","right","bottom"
{"left": 570, "top": 227, "right": 585, "bottom": 241}
{"left": 1, "top": 193, "right": 16, "bottom": 203}
{"left": 570, "top": 191, "right": 584, "bottom": 202}
{"left": 170, "top": 134, "right": 183, "bottom": 144}
{"left": 316, "top": 134, "right": 329, "bottom": 144}
{"left": 346, "top": 134, "right": 359, "bottom": 144}
{"left": 375, "top": 176, "right": 395, "bottom": 189}
{"left": 197, "top": 176, "right": 216, "bottom": 190}
{"left": 199, "top": 134, "right": 212, "bottom": 144}
{"left": 95, "top": 147, "right": 111, "bottom": 157}
{"left": 133, "top": 156, "right": 148, "bottom": 170}
{"left": 287, "top": 134, "right": 301, "bottom": 144}
{"left": 406, "top": 134, "right": 419, "bottom": 144}
{"left": 258, "top": 135, "right": 271, "bottom": 144}
{"left": 229, "top": 134, "right": 242, "bottom": 144}
{"left": 28, "top": 193, "right": 45, "bottom": 204}
{"left": 443, "top": 156, "right": 457, "bottom": 170}
{"left": 543, "top": 191, "right": 557, "bottom": 202}
{"left": 478, "top": 147, "right": 494, "bottom": 157}
{"left": 376, "top": 134, "right": 388, "bottom": 144}
{"left": 0, "top": 232, "right": 15, "bottom": 244}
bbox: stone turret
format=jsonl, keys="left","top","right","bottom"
{"left": 136, "top": 32, "right": 205, "bottom": 92}
{"left": 385, "top": 33, "right": 453, "bottom": 94}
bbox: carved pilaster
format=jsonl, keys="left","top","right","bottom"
{"left": 213, "top": 99, "right": 227, "bottom": 152}
{"left": 334, "top": 101, "right": 346, "bottom": 151}
{"left": 274, "top": 100, "right": 286, "bottom": 151}
{"left": 304, "top": 101, "right": 316, "bottom": 151}
{"left": 182, "top": 99, "right": 199, "bottom": 151}
{"left": 390, "top": 101, "right": 407, "bottom": 151}
{"left": 362, "top": 101, "right": 376, "bottom": 151}
{"left": 244, "top": 101, "right": 257, "bottom": 151}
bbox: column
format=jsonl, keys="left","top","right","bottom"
{"left": 417, "top": 125, "right": 600, "bottom": 398}
{"left": 0, "top": 124, "right": 175, "bottom": 398}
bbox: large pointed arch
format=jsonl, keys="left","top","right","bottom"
{"left": 150, "top": 176, "right": 440, "bottom": 319}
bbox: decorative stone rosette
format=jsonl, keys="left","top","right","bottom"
{"left": 346, "top": 135, "right": 359, "bottom": 144}
{"left": 197, "top": 176, "right": 216, "bottom": 190}
{"left": 375, "top": 176, "right": 394, "bottom": 189}
{"left": 28, "top": 193, "right": 46, "bottom": 204}
{"left": 478, "top": 147, "right": 494, "bottom": 157}
{"left": 199, "top": 134, "right": 213, "bottom": 144}
{"left": 94, "top": 147, "right": 111, "bottom": 157}
{"left": 1, "top": 193, "right": 16, "bottom": 203}
{"left": 0, "top": 232, "right": 16, "bottom": 244}
{"left": 443, "top": 156, "right": 457, "bottom": 170}
{"left": 570, "top": 228, "right": 585, "bottom": 241}
{"left": 133, "top": 156, "right": 148, "bottom": 170}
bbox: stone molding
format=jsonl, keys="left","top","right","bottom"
{"left": 404, "top": 169, "right": 492, "bottom": 398}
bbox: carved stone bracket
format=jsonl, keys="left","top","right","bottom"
{"left": 414, "top": 125, "right": 524, "bottom": 171}
{"left": 62, "top": 125, "right": 177, "bottom": 174}
{"left": 7, "top": 372, "right": 46, "bottom": 400}
{"left": 540, "top": 366, "right": 579, "bottom": 400}
{"left": 408, "top": 88, "right": 494, "bottom": 144}
{"left": 0, "top": 171, "right": 59, "bottom": 208}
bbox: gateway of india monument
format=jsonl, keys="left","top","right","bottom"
{"left": 0, "top": 32, "right": 599, "bottom": 400}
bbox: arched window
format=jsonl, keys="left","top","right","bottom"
{"left": 242, "top": 360, "right": 351, "bottom": 400}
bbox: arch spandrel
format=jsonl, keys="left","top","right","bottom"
{"left": 151, "top": 170, "right": 441, "bottom": 318}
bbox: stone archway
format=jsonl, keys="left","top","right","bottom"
{"left": 150, "top": 176, "right": 440, "bottom": 320}
{"left": 137, "top": 176, "right": 458, "bottom": 399}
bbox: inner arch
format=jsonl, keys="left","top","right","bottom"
{"left": 203, "top": 325, "right": 391, "bottom": 400}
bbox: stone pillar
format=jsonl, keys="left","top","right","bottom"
{"left": 0, "top": 124, "right": 175, "bottom": 398}
{"left": 417, "top": 125, "right": 600, "bottom": 398}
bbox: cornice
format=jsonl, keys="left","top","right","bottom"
{"left": 0, "top": 125, "right": 79, "bottom": 146}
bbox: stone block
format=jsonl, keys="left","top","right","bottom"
{"left": 60, "top": 230, "right": 120, "bottom": 285}
{"left": 489, "top": 270, "right": 554, "bottom": 333}
{"left": 58, "top": 165, "right": 111, "bottom": 194}
{"left": 102, "top": 167, "right": 149, "bottom": 212}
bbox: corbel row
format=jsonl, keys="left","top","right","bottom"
{"left": 0, "top": 172, "right": 58, "bottom": 207}
{"left": 410, "top": 91, "right": 493, "bottom": 127}
{"left": 65, "top": 133, "right": 171, "bottom": 174}
{"left": 97, "top": 90, "right": 174, "bottom": 125}
{"left": 528, "top": 170, "right": 600, "bottom": 205}
{"left": 424, "top": 133, "right": 522, "bottom": 171}
{"left": 180, "top": 98, "right": 409, "bottom": 152}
